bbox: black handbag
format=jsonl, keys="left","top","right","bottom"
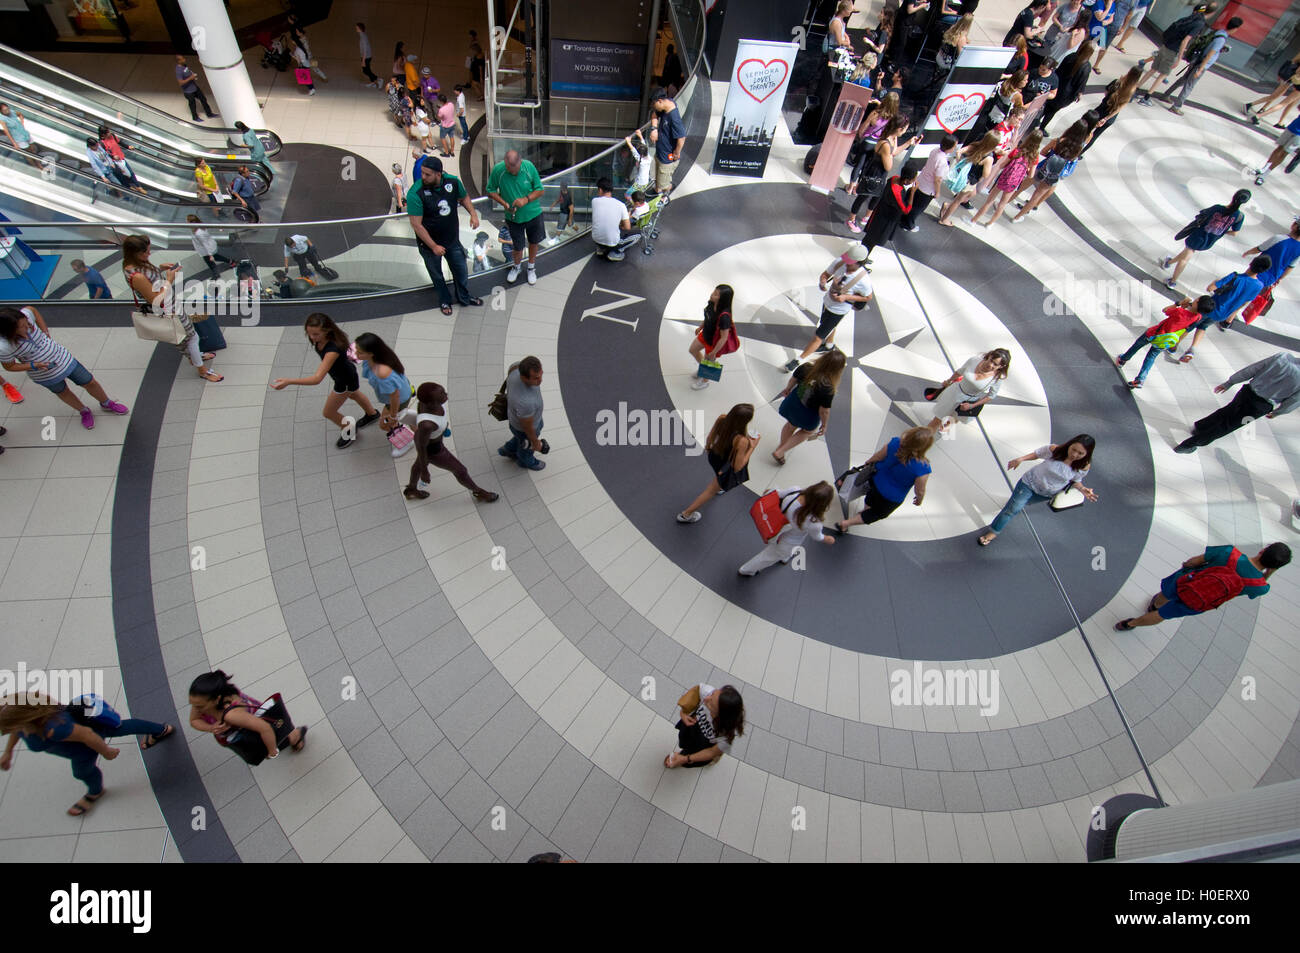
{"left": 1174, "top": 208, "right": 1211, "bottom": 242}
{"left": 218, "top": 693, "right": 296, "bottom": 766}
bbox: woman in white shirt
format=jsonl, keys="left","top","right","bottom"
{"left": 978, "top": 435, "right": 1098, "bottom": 546}
{"left": 739, "top": 482, "right": 836, "bottom": 576}
{"left": 923, "top": 348, "right": 1010, "bottom": 432}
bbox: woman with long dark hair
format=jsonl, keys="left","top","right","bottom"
{"left": 1009, "top": 116, "right": 1092, "bottom": 221}
{"left": 1159, "top": 188, "right": 1250, "bottom": 291}
{"left": 402, "top": 382, "right": 499, "bottom": 502}
{"left": 739, "top": 481, "right": 836, "bottom": 576}
{"left": 687, "top": 284, "right": 736, "bottom": 391}
{"left": 122, "top": 234, "right": 223, "bottom": 382}
{"left": 846, "top": 93, "right": 900, "bottom": 193}
{"left": 353, "top": 331, "right": 415, "bottom": 457}
{"left": 189, "top": 670, "right": 307, "bottom": 760}
{"left": 664, "top": 684, "right": 746, "bottom": 768}
{"left": 860, "top": 166, "right": 916, "bottom": 258}
{"left": 967, "top": 70, "right": 1027, "bottom": 145}
{"left": 1039, "top": 40, "right": 1094, "bottom": 132}
{"left": 972, "top": 130, "right": 1043, "bottom": 226}
{"left": 271, "top": 313, "right": 381, "bottom": 448}
{"left": 978, "top": 435, "right": 1099, "bottom": 546}
{"left": 773, "top": 349, "right": 847, "bottom": 464}
{"left": 922, "top": 348, "right": 1011, "bottom": 431}
{"left": 0, "top": 694, "right": 173, "bottom": 816}
{"left": 847, "top": 115, "right": 920, "bottom": 231}
{"left": 676, "top": 402, "right": 760, "bottom": 523}
{"left": 1078, "top": 64, "right": 1141, "bottom": 156}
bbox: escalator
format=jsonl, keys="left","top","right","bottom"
{"left": 0, "top": 42, "right": 279, "bottom": 223}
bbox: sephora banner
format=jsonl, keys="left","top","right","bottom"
{"left": 712, "top": 38, "right": 799, "bottom": 178}
{"left": 914, "top": 46, "right": 1017, "bottom": 161}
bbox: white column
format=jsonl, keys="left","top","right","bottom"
{"left": 178, "top": 0, "right": 265, "bottom": 129}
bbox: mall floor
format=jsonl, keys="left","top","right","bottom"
{"left": 0, "top": 1, "right": 1297, "bottom": 862}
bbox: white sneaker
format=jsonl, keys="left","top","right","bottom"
{"left": 506, "top": 264, "right": 520, "bottom": 283}
{"left": 417, "top": 479, "right": 430, "bottom": 491}
{"left": 308, "top": 89, "right": 316, "bottom": 96}
{"left": 676, "top": 511, "right": 702, "bottom": 523}
{"left": 526, "top": 266, "right": 537, "bottom": 285}
{"left": 691, "top": 376, "right": 710, "bottom": 389}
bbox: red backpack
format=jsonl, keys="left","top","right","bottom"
{"left": 1175, "top": 549, "right": 1266, "bottom": 612}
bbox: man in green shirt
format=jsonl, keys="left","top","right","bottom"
{"left": 408, "top": 156, "right": 482, "bottom": 315}
{"left": 486, "top": 149, "right": 544, "bottom": 284}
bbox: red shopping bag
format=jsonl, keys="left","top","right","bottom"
{"left": 750, "top": 490, "right": 798, "bottom": 542}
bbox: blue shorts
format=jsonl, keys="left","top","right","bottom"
{"left": 37, "top": 359, "right": 93, "bottom": 394}
{"left": 1157, "top": 570, "right": 1200, "bottom": 619}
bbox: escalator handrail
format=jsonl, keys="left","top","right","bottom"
{"left": 0, "top": 42, "right": 282, "bottom": 157}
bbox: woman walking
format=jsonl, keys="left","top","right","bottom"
{"left": 772, "top": 349, "right": 846, "bottom": 465}
{"left": 0, "top": 694, "right": 173, "bottom": 817}
{"left": 834, "top": 426, "right": 933, "bottom": 531}
{"left": 739, "top": 482, "right": 836, "bottom": 576}
{"left": 1009, "top": 117, "right": 1090, "bottom": 221}
{"left": 270, "top": 313, "right": 381, "bottom": 448}
{"left": 1039, "top": 40, "right": 1094, "bottom": 132}
{"left": 978, "top": 435, "right": 1098, "bottom": 546}
{"left": 663, "top": 684, "right": 746, "bottom": 768}
{"left": 937, "top": 131, "right": 1001, "bottom": 226}
{"left": 860, "top": 167, "right": 917, "bottom": 257}
{"left": 972, "top": 130, "right": 1042, "bottom": 226}
{"left": 188, "top": 670, "right": 307, "bottom": 760}
{"left": 847, "top": 116, "right": 919, "bottom": 231}
{"left": 352, "top": 331, "right": 415, "bottom": 457}
{"left": 122, "top": 234, "right": 223, "bottom": 382}
{"left": 675, "top": 403, "right": 760, "bottom": 523}
{"left": 0, "top": 306, "right": 129, "bottom": 429}
{"left": 922, "top": 348, "right": 1010, "bottom": 431}
{"left": 688, "top": 284, "right": 737, "bottom": 390}
{"left": 1158, "top": 189, "right": 1249, "bottom": 290}
{"left": 402, "top": 382, "right": 499, "bottom": 502}
{"left": 1079, "top": 65, "right": 1141, "bottom": 156}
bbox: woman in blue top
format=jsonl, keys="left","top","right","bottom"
{"left": 353, "top": 332, "right": 414, "bottom": 457}
{"left": 0, "top": 695, "right": 173, "bottom": 816}
{"left": 834, "top": 426, "right": 933, "bottom": 532}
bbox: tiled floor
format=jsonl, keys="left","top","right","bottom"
{"left": 1, "top": 1, "right": 1298, "bottom": 863}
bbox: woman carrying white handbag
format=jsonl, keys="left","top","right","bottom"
{"left": 978, "top": 435, "right": 1098, "bottom": 546}
{"left": 122, "top": 234, "right": 223, "bottom": 382}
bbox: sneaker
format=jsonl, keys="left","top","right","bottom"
{"left": 960, "top": 201, "right": 973, "bottom": 210}
{"left": 1164, "top": 277, "right": 1177, "bottom": 289}
{"left": 417, "top": 479, "right": 430, "bottom": 491}
{"left": 1114, "top": 355, "right": 1126, "bottom": 367}
{"left": 608, "top": 249, "right": 626, "bottom": 261}
{"left": 526, "top": 265, "right": 537, "bottom": 285}
{"left": 1243, "top": 102, "right": 1253, "bottom": 115}
{"left": 336, "top": 434, "right": 354, "bottom": 448}
{"left": 357, "top": 410, "right": 381, "bottom": 428}
{"left": 676, "top": 511, "right": 702, "bottom": 523}
{"left": 1127, "top": 379, "right": 1142, "bottom": 389}
{"left": 1250, "top": 114, "right": 1260, "bottom": 125}
{"left": 308, "top": 89, "right": 316, "bottom": 96}
{"left": 690, "top": 376, "right": 710, "bottom": 389}
{"left": 902, "top": 223, "right": 920, "bottom": 232}
{"left": 99, "top": 400, "right": 128, "bottom": 414}
{"left": 845, "top": 218, "right": 862, "bottom": 233}
{"left": 3, "top": 381, "right": 23, "bottom": 403}
{"left": 79, "top": 408, "right": 94, "bottom": 430}
{"left": 784, "top": 358, "right": 801, "bottom": 372}
{"left": 521, "top": 459, "right": 545, "bottom": 471}
{"left": 1255, "top": 174, "right": 1265, "bottom": 186}
{"left": 1159, "top": 255, "right": 1172, "bottom": 270}
{"left": 506, "top": 264, "right": 520, "bottom": 283}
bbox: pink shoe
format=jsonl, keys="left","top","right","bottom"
{"left": 79, "top": 408, "right": 94, "bottom": 430}
{"left": 99, "top": 400, "right": 129, "bottom": 415}
{"left": 846, "top": 218, "right": 862, "bottom": 233}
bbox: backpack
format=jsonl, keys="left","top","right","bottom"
{"left": 1175, "top": 549, "right": 1266, "bottom": 612}
{"left": 943, "top": 157, "right": 972, "bottom": 193}
{"left": 1162, "top": 13, "right": 1204, "bottom": 51}
{"left": 1184, "top": 28, "right": 1224, "bottom": 63}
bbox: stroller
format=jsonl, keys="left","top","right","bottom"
{"left": 258, "top": 31, "right": 291, "bottom": 71}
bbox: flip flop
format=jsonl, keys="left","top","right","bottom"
{"left": 771, "top": 451, "right": 785, "bottom": 465}
{"left": 1114, "top": 618, "right": 1137, "bottom": 631}
{"left": 291, "top": 724, "right": 309, "bottom": 752}
{"left": 140, "top": 724, "right": 174, "bottom": 750}
{"left": 977, "top": 533, "right": 996, "bottom": 546}
{"left": 68, "top": 790, "right": 105, "bottom": 816}
{"left": 440, "top": 304, "right": 454, "bottom": 315}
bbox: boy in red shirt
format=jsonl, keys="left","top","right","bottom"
{"left": 1114, "top": 295, "right": 1213, "bottom": 389}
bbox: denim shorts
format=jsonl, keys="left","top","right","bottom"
{"left": 1157, "top": 570, "right": 1200, "bottom": 619}
{"left": 37, "top": 359, "right": 93, "bottom": 394}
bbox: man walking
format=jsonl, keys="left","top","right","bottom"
{"left": 175, "top": 55, "right": 217, "bottom": 122}
{"left": 785, "top": 242, "right": 873, "bottom": 371}
{"left": 1114, "top": 542, "right": 1290, "bottom": 630}
{"left": 356, "top": 23, "right": 379, "bottom": 87}
{"left": 649, "top": 89, "right": 686, "bottom": 197}
{"left": 407, "top": 156, "right": 483, "bottom": 315}
{"left": 498, "top": 356, "right": 546, "bottom": 471}
{"left": 1174, "top": 351, "right": 1300, "bottom": 453}
{"left": 1163, "top": 17, "right": 1242, "bottom": 115}
{"left": 1134, "top": 4, "right": 1215, "bottom": 106}
{"left": 486, "top": 149, "right": 544, "bottom": 285}
{"left": 1176, "top": 254, "right": 1270, "bottom": 363}
{"left": 1238, "top": 221, "right": 1300, "bottom": 324}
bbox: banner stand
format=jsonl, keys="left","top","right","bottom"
{"left": 712, "top": 38, "right": 800, "bottom": 178}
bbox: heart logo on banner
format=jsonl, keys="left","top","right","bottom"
{"left": 736, "top": 58, "right": 789, "bottom": 103}
{"left": 934, "top": 92, "right": 986, "bottom": 133}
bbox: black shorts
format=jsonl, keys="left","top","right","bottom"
{"left": 507, "top": 215, "right": 546, "bottom": 247}
{"left": 814, "top": 307, "right": 847, "bottom": 339}
{"left": 329, "top": 362, "right": 360, "bottom": 394}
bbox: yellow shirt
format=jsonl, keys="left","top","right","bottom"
{"left": 194, "top": 164, "right": 217, "bottom": 194}
{"left": 404, "top": 61, "right": 419, "bottom": 91}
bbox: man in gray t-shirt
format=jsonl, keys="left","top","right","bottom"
{"left": 499, "top": 356, "right": 546, "bottom": 470}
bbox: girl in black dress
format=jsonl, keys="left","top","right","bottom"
{"left": 861, "top": 166, "right": 918, "bottom": 260}
{"left": 676, "top": 403, "right": 760, "bottom": 523}
{"left": 1039, "top": 40, "right": 1094, "bottom": 132}
{"left": 271, "top": 313, "right": 381, "bottom": 448}
{"left": 687, "top": 284, "right": 737, "bottom": 390}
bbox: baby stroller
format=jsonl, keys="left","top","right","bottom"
{"left": 258, "top": 31, "right": 291, "bottom": 71}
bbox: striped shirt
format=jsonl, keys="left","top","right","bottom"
{"left": 0, "top": 309, "right": 75, "bottom": 383}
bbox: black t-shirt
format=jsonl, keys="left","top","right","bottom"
{"left": 1025, "top": 70, "right": 1058, "bottom": 100}
{"left": 701, "top": 304, "right": 733, "bottom": 345}
{"left": 1003, "top": 6, "right": 1037, "bottom": 46}
{"left": 315, "top": 341, "right": 357, "bottom": 386}
{"left": 409, "top": 173, "right": 468, "bottom": 245}
{"left": 793, "top": 363, "right": 836, "bottom": 411}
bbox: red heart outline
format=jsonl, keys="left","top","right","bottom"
{"left": 934, "top": 92, "right": 986, "bottom": 134}
{"left": 735, "top": 58, "right": 789, "bottom": 103}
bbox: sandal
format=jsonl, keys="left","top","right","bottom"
{"left": 140, "top": 724, "right": 174, "bottom": 750}
{"left": 201, "top": 352, "right": 216, "bottom": 361}
{"left": 68, "top": 790, "right": 105, "bottom": 816}
{"left": 1114, "top": 618, "right": 1137, "bottom": 631}
{"left": 977, "top": 533, "right": 996, "bottom": 546}
{"left": 199, "top": 369, "right": 224, "bottom": 382}
{"left": 1147, "top": 596, "right": 1159, "bottom": 614}
{"left": 291, "top": 724, "right": 309, "bottom": 752}
{"left": 771, "top": 451, "right": 785, "bottom": 465}
{"left": 440, "top": 304, "right": 454, "bottom": 316}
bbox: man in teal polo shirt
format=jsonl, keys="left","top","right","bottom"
{"left": 486, "top": 149, "right": 544, "bottom": 284}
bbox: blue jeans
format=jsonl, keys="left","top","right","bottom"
{"left": 418, "top": 240, "right": 471, "bottom": 307}
{"left": 1117, "top": 335, "right": 1164, "bottom": 384}
{"left": 501, "top": 423, "right": 542, "bottom": 468}
{"left": 990, "top": 478, "right": 1052, "bottom": 533}
{"left": 459, "top": 115, "right": 470, "bottom": 139}
{"left": 64, "top": 718, "right": 167, "bottom": 795}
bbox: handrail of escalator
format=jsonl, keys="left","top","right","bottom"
{"left": 0, "top": 79, "right": 274, "bottom": 197}
{"left": 0, "top": 138, "right": 258, "bottom": 224}
{"left": 0, "top": 42, "right": 282, "bottom": 157}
